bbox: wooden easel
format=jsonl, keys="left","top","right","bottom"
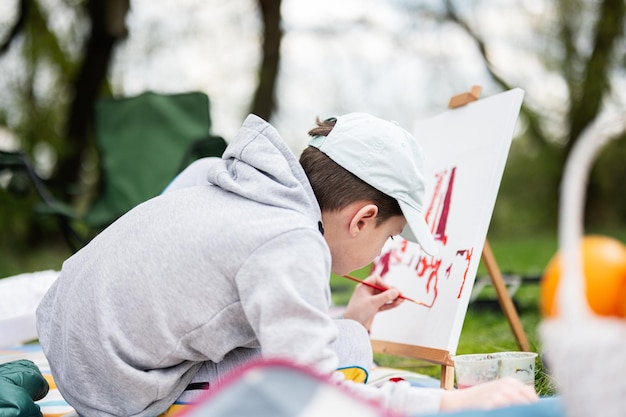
{"left": 371, "top": 86, "right": 531, "bottom": 390}
{"left": 372, "top": 339, "right": 456, "bottom": 389}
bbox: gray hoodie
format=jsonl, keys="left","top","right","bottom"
{"left": 36, "top": 115, "right": 443, "bottom": 416}
{"left": 36, "top": 115, "right": 339, "bottom": 416}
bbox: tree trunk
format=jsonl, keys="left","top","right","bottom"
{"left": 565, "top": 0, "right": 625, "bottom": 156}
{"left": 0, "top": 0, "right": 28, "bottom": 54}
{"left": 250, "top": 0, "right": 283, "bottom": 121}
{"left": 53, "top": 0, "right": 130, "bottom": 199}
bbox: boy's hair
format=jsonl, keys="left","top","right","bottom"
{"left": 300, "top": 117, "right": 402, "bottom": 225}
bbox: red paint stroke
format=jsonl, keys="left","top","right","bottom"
{"left": 373, "top": 246, "right": 441, "bottom": 309}
{"left": 425, "top": 171, "right": 446, "bottom": 230}
{"left": 375, "top": 245, "right": 404, "bottom": 278}
{"left": 434, "top": 167, "right": 456, "bottom": 246}
{"left": 377, "top": 251, "right": 393, "bottom": 277}
{"left": 415, "top": 256, "right": 442, "bottom": 308}
{"left": 424, "top": 167, "right": 457, "bottom": 246}
{"left": 456, "top": 247, "right": 474, "bottom": 299}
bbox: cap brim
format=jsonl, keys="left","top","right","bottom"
{"left": 398, "top": 200, "right": 438, "bottom": 256}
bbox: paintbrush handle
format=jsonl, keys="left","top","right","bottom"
{"left": 343, "top": 274, "right": 390, "bottom": 293}
{"left": 342, "top": 275, "right": 423, "bottom": 305}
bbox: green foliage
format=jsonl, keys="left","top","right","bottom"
{"left": 490, "top": 137, "right": 562, "bottom": 238}
{"left": 587, "top": 133, "right": 626, "bottom": 226}
{"left": 0, "top": 189, "right": 38, "bottom": 245}
{"left": 10, "top": 0, "right": 78, "bottom": 153}
{"left": 476, "top": 234, "right": 557, "bottom": 278}
{"left": 0, "top": 240, "right": 70, "bottom": 279}
{"left": 491, "top": 129, "right": 626, "bottom": 240}
{"left": 0, "top": 1, "right": 87, "bottom": 245}
{"left": 445, "top": 0, "right": 626, "bottom": 240}
{"left": 0, "top": 174, "right": 67, "bottom": 246}
{"left": 330, "top": 264, "right": 372, "bottom": 306}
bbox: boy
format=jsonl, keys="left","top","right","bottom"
{"left": 36, "top": 113, "right": 537, "bottom": 416}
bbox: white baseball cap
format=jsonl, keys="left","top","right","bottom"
{"left": 308, "top": 112, "right": 438, "bottom": 256}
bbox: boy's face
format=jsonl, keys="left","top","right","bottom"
{"left": 322, "top": 203, "right": 406, "bottom": 276}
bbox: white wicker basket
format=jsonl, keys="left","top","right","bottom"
{"left": 539, "top": 113, "right": 626, "bottom": 417}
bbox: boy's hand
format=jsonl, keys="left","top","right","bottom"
{"left": 343, "top": 275, "right": 403, "bottom": 332}
{"left": 440, "top": 377, "right": 539, "bottom": 411}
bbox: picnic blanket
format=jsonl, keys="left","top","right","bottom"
{"left": 0, "top": 344, "right": 194, "bottom": 417}
{"left": 0, "top": 344, "right": 442, "bottom": 416}
{"left": 0, "top": 345, "right": 398, "bottom": 417}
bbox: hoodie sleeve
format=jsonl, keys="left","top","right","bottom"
{"left": 339, "top": 377, "right": 444, "bottom": 415}
{"left": 235, "top": 228, "right": 340, "bottom": 374}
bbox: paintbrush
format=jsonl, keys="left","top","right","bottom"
{"left": 342, "top": 274, "right": 427, "bottom": 306}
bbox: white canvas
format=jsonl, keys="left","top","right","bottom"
{"left": 369, "top": 88, "right": 525, "bottom": 353}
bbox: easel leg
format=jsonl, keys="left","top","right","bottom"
{"left": 440, "top": 365, "right": 455, "bottom": 389}
{"left": 481, "top": 239, "right": 532, "bottom": 352}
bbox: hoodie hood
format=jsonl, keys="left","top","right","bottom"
{"left": 206, "top": 114, "right": 321, "bottom": 222}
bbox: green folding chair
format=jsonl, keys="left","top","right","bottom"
{"left": 0, "top": 91, "right": 227, "bottom": 251}
{"left": 85, "top": 91, "right": 226, "bottom": 228}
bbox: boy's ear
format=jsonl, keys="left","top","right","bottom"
{"left": 349, "top": 203, "right": 379, "bottom": 237}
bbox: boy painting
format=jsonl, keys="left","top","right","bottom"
{"left": 37, "top": 113, "right": 537, "bottom": 416}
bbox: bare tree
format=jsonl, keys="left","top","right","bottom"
{"left": 55, "top": 0, "right": 130, "bottom": 198}
{"left": 250, "top": 0, "right": 282, "bottom": 120}
{"left": 0, "top": 0, "right": 129, "bottom": 244}
{"left": 0, "top": 0, "right": 28, "bottom": 54}
{"left": 442, "top": 0, "right": 626, "bottom": 227}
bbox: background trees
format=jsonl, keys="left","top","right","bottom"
{"left": 439, "top": 0, "right": 626, "bottom": 233}
{"left": 0, "top": 0, "right": 624, "bottom": 250}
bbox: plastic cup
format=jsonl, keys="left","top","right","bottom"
{"left": 453, "top": 354, "right": 500, "bottom": 388}
{"left": 453, "top": 352, "right": 538, "bottom": 389}
{"left": 492, "top": 351, "right": 538, "bottom": 386}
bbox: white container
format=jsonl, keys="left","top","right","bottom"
{"left": 491, "top": 351, "right": 537, "bottom": 386}
{"left": 0, "top": 270, "right": 59, "bottom": 346}
{"left": 453, "top": 354, "right": 500, "bottom": 388}
{"left": 453, "top": 351, "right": 538, "bottom": 388}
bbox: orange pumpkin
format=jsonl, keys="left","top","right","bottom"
{"left": 540, "top": 235, "right": 626, "bottom": 318}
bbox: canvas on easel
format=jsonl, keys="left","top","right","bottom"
{"left": 369, "top": 88, "right": 525, "bottom": 388}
